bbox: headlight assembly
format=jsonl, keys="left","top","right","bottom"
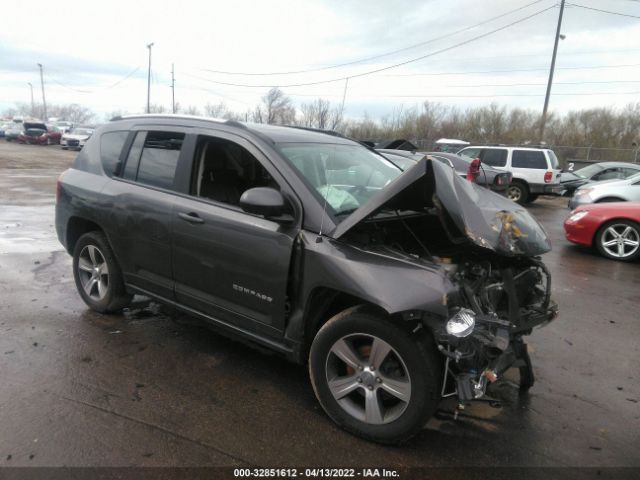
{"left": 568, "top": 210, "right": 588, "bottom": 222}
{"left": 446, "top": 308, "right": 476, "bottom": 337}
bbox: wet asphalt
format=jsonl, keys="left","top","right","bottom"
{"left": 0, "top": 142, "right": 638, "bottom": 469}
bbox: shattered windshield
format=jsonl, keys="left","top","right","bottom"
{"left": 278, "top": 143, "right": 402, "bottom": 216}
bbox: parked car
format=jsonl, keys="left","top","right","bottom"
{"left": 458, "top": 145, "right": 562, "bottom": 204}
{"left": 377, "top": 150, "right": 511, "bottom": 194}
{"left": 0, "top": 123, "right": 10, "bottom": 137}
{"left": 17, "top": 122, "right": 62, "bottom": 145}
{"left": 564, "top": 202, "right": 640, "bottom": 261}
{"left": 56, "top": 115, "right": 557, "bottom": 444}
{"left": 560, "top": 162, "right": 640, "bottom": 196}
{"left": 568, "top": 173, "right": 640, "bottom": 209}
{"left": 54, "top": 121, "right": 74, "bottom": 134}
{"left": 4, "top": 124, "right": 24, "bottom": 142}
{"left": 61, "top": 127, "right": 95, "bottom": 150}
{"left": 427, "top": 151, "right": 512, "bottom": 193}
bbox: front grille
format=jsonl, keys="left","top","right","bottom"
{"left": 67, "top": 139, "right": 80, "bottom": 147}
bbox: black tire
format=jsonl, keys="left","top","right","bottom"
{"left": 72, "top": 231, "right": 132, "bottom": 313}
{"left": 309, "top": 308, "right": 441, "bottom": 444}
{"left": 596, "top": 197, "right": 624, "bottom": 203}
{"left": 507, "top": 181, "right": 529, "bottom": 205}
{"left": 595, "top": 219, "right": 640, "bottom": 262}
{"left": 526, "top": 194, "right": 539, "bottom": 203}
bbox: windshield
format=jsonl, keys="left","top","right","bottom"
{"left": 71, "top": 128, "right": 93, "bottom": 135}
{"left": 278, "top": 143, "right": 402, "bottom": 216}
{"left": 573, "top": 164, "right": 603, "bottom": 179}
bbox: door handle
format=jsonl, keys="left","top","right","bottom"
{"left": 178, "top": 212, "right": 204, "bottom": 224}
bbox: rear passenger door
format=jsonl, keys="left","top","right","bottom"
{"left": 104, "top": 128, "right": 187, "bottom": 300}
{"left": 510, "top": 149, "right": 548, "bottom": 185}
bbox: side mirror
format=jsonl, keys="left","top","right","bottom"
{"left": 240, "top": 187, "right": 292, "bottom": 221}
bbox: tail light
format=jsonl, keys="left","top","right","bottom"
{"left": 467, "top": 158, "right": 481, "bottom": 182}
{"left": 544, "top": 171, "right": 553, "bottom": 183}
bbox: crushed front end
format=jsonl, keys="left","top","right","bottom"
{"left": 426, "top": 255, "right": 558, "bottom": 408}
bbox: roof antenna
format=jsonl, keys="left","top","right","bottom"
{"left": 316, "top": 151, "right": 335, "bottom": 243}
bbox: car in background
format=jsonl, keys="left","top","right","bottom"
{"left": 377, "top": 149, "right": 511, "bottom": 194}
{"left": 54, "top": 121, "right": 74, "bottom": 134}
{"left": 564, "top": 202, "right": 640, "bottom": 261}
{"left": 16, "top": 122, "right": 62, "bottom": 145}
{"left": 560, "top": 162, "right": 640, "bottom": 196}
{"left": 458, "top": 145, "right": 562, "bottom": 204}
{"left": 4, "top": 124, "right": 24, "bottom": 142}
{"left": 61, "top": 126, "right": 94, "bottom": 150}
{"left": 569, "top": 173, "right": 640, "bottom": 209}
{"left": 0, "top": 123, "right": 11, "bottom": 137}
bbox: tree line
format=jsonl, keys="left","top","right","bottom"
{"left": 4, "top": 88, "right": 639, "bottom": 152}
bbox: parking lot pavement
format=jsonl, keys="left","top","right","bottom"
{"left": 0, "top": 142, "right": 638, "bottom": 468}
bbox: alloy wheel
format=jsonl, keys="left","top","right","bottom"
{"left": 77, "top": 245, "right": 110, "bottom": 300}
{"left": 325, "top": 334, "right": 411, "bottom": 425}
{"left": 507, "top": 185, "right": 522, "bottom": 202}
{"left": 600, "top": 224, "right": 640, "bottom": 259}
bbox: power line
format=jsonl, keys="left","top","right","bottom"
{"left": 190, "top": 5, "right": 556, "bottom": 89}
{"left": 568, "top": 2, "right": 640, "bottom": 19}
{"left": 201, "top": 0, "right": 548, "bottom": 76}
{"left": 286, "top": 91, "right": 640, "bottom": 99}
{"left": 43, "top": 66, "right": 142, "bottom": 93}
{"left": 378, "top": 62, "right": 640, "bottom": 77}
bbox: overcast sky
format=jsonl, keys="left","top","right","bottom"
{"left": 1, "top": 0, "right": 639, "bottom": 121}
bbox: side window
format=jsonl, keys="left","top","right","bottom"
{"left": 595, "top": 168, "right": 622, "bottom": 181}
{"left": 480, "top": 149, "right": 507, "bottom": 167}
{"left": 622, "top": 168, "right": 640, "bottom": 178}
{"left": 459, "top": 148, "right": 480, "bottom": 159}
{"left": 125, "top": 131, "right": 184, "bottom": 189}
{"left": 191, "top": 136, "right": 279, "bottom": 207}
{"left": 512, "top": 150, "right": 547, "bottom": 169}
{"left": 100, "top": 131, "right": 128, "bottom": 177}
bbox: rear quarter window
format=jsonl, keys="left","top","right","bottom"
{"left": 100, "top": 131, "right": 129, "bottom": 177}
{"left": 480, "top": 148, "right": 507, "bottom": 167}
{"left": 512, "top": 150, "right": 547, "bottom": 169}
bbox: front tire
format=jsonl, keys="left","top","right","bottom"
{"left": 309, "top": 308, "right": 441, "bottom": 444}
{"left": 595, "top": 220, "right": 640, "bottom": 262}
{"left": 72, "top": 231, "right": 132, "bottom": 312}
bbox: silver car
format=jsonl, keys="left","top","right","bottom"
{"left": 569, "top": 172, "right": 640, "bottom": 209}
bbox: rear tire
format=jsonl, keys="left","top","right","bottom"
{"left": 309, "top": 308, "right": 441, "bottom": 444}
{"left": 595, "top": 220, "right": 640, "bottom": 262}
{"left": 507, "top": 181, "right": 529, "bottom": 205}
{"left": 72, "top": 231, "right": 132, "bottom": 313}
{"left": 526, "top": 194, "right": 539, "bottom": 203}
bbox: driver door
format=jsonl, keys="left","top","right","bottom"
{"left": 170, "top": 130, "right": 299, "bottom": 336}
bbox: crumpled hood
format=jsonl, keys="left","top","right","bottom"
{"left": 330, "top": 157, "right": 551, "bottom": 257}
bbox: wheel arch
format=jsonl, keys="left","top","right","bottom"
{"left": 593, "top": 216, "right": 640, "bottom": 245}
{"left": 65, "top": 216, "right": 104, "bottom": 255}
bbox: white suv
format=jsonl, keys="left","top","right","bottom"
{"left": 457, "top": 146, "right": 562, "bottom": 204}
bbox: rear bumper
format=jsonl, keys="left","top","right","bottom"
{"left": 529, "top": 183, "right": 563, "bottom": 195}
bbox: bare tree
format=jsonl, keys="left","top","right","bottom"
{"left": 259, "top": 87, "right": 295, "bottom": 125}
{"left": 204, "top": 101, "right": 228, "bottom": 118}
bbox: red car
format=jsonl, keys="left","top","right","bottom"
{"left": 17, "top": 122, "right": 62, "bottom": 145}
{"left": 564, "top": 202, "right": 640, "bottom": 262}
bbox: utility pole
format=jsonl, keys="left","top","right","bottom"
{"left": 171, "top": 63, "right": 176, "bottom": 114}
{"left": 540, "top": 0, "right": 565, "bottom": 140}
{"left": 37, "top": 63, "right": 47, "bottom": 121}
{"left": 340, "top": 77, "right": 350, "bottom": 120}
{"left": 27, "top": 82, "right": 35, "bottom": 117}
{"left": 146, "top": 42, "right": 154, "bottom": 114}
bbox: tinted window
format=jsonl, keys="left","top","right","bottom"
{"left": 480, "top": 149, "right": 507, "bottom": 167}
{"left": 191, "top": 135, "right": 279, "bottom": 206}
{"left": 512, "top": 150, "right": 547, "bottom": 169}
{"left": 135, "top": 131, "right": 184, "bottom": 189}
{"left": 122, "top": 131, "right": 146, "bottom": 180}
{"left": 100, "top": 131, "right": 128, "bottom": 177}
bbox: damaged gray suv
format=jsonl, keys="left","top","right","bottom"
{"left": 56, "top": 115, "right": 558, "bottom": 443}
